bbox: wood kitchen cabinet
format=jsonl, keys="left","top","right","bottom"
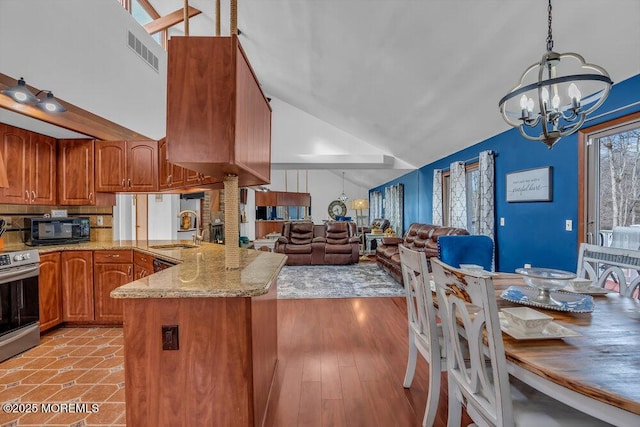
{"left": 95, "top": 140, "right": 158, "bottom": 192}
{"left": 0, "top": 123, "right": 56, "bottom": 205}
{"left": 61, "top": 251, "right": 94, "bottom": 322}
{"left": 93, "top": 250, "right": 133, "bottom": 323}
{"left": 158, "top": 138, "right": 185, "bottom": 190}
{"left": 166, "top": 36, "right": 271, "bottom": 187}
{"left": 39, "top": 252, "right": 63, "bottom": 332}
{"left": 57, "top": 138, "right": 115, "bottom": 206}
{"left": 133, "top": 250, "right": 154, "bottom": 280}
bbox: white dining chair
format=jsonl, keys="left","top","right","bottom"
{"left": 577, "top": 242, "right": 640, "bottom": 299}
{"left": 399, "top": 245, "right": 446, "bottom": 427}
{"left": 430, "top": 258, "right": 612, "bottom": 427}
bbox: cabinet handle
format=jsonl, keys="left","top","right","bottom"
{"left": 128, "top": 178, "right": 131, "bottom": 187}
{"left": 121, "top": 179, "right": 125, "bottom": 187}
{"left": 25, "top": 190, "right": 29, "bottom": 202}
{"left": 108, "top": 254, "right": 120, "bottom": 258}
{"left": 89, "top": 192, "right": 93, "bottom": 202}
{"left": 167, "top": 174, "right": 172, "bottom": 185}
{"left": 31, "top": 191, "right": 36, "bottom": 202}
{"left": 128, "top": 266, "right": 132, "bottom": 277}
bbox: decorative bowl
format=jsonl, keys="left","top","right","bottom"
{"left": 501, "top": 307, "right": 553, "bottom": 333}
{"left": 515, "top": 267, "right": 576, "bottom": 307}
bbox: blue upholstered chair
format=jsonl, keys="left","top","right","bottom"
{"left": 437, "top": 235, "right": 494, "bottom": 271}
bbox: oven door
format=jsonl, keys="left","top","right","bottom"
{"left": 0, "top": 264, "right": 39, "bottom": 338}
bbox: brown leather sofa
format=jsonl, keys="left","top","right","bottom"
{"left": 376, "top": 222, "right": 469, "bottom": 282}
{"left": 275, "top": 221, "right": 360, "bottom": 265}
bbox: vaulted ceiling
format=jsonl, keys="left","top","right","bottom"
{"left": 147, "top": 0, "right": 640, "bottom": 187}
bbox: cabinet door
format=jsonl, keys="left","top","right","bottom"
{"left": 127, "top": 141, "right": 158, "bottom": 191}
{"left": 39, "top": 252, "right": 63, "bottom": 332}
{"left": 58, "top": 139, "right": 95, "bottom": 205}
{"left": 134, "top": 264, "right": 153, "bottom": 280}
{"left": 94, "top": 263, "right": 131, "bottom": 323}
{"left": 95, "top": 141, "right": 127, "bottom": 191}
{"left": 29, "top": 133, "right": 57, "bottom": 205}
{"left": 0, "top": 123, "right": 29, "bottom": 204}
{"left": 184, "top": 168, "right": 202, "bottom": 186}
{"left": 61, "top": 251, "right": 94, "bottom": 322}
{"left": 159, "top": 138, "right": 185, "bottom": 190}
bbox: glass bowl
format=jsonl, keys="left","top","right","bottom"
{"left": 515, "top": 267, "right": 576, "bottom": 307}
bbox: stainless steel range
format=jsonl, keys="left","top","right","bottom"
{"left": 0, "top": 249, "right": 40, "bottom": 362}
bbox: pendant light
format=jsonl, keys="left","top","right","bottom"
{"left": 498, "top": 0, "right": 612, "bottom": 148}
{"left": 338, "top": 172, "right": 348, "bottom": 202}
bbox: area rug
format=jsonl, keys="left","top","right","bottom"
{"left": 277, "top": 262, "right": 406, "bottom": 299}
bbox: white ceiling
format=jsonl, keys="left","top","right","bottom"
{"left": 152, "top": 0, "right": 640, "bottom": 187}
{"left": 4, "top": 1, "right": 639, "bottom": 189}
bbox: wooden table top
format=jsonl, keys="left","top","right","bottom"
{"left": 492, "top": 277, "right": 640, "bottom": 417}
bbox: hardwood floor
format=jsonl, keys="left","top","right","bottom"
{"left": 265, "top": 297, "right": 463, "bottom": 427}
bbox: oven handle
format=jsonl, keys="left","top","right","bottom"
{"left": 0, "top": 265, "right": 39, "bottom": 283}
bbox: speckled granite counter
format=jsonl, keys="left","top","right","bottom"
{"left": 5, "top": 240, "right": 286, "bottom": 298}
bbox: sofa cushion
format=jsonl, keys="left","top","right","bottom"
{"left": 326, "top": 243, "right": 353, "bottom": 254}
{"left": 290, "top": 222, "right": 314, "bottom": 244}
{"left": 286, "top": 244, "right": 312, "bottom": 254}
{"left": 326, "top": 222, "right": 350, "bottom": 244}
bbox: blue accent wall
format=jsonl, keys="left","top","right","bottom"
{"left": 371, "top": 74, "right": 640, "bottom": 273}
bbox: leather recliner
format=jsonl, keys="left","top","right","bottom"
{"left": 275, "top": 221, "right": 359, "bottom": 265}
{"left": 376, "top": 222, "right": 469, "bottom": 283}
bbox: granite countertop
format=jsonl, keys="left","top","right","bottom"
{"left": 5, "top": 240, "right": 287, "bottom": 299}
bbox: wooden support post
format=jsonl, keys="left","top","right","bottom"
{"left": 224, "top": 175, "right": 239, "bottom": 269}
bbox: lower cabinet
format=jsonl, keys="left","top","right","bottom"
{"left": 61, "top": 251, "right": 94, "bottom": 322}
{"left": 133, "top": 251, "right": 154, "bottom": 279}
{"left": 93, "top": 250, "right": 133, "bottom": 323}
{"left": 39, "top": 252, "right": 63, "bottom": 332}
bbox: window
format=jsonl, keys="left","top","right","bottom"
{"left": 121, "top": 0, "right": 166, "bottom": 48}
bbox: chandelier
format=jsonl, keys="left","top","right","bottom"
{"left": 498, "top": 0, "right": 612, "bottom": 149}
{"left": 338, "top": 172, "right": 348, "bottom": 202}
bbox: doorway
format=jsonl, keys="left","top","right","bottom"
{"left": 582, "top": 113, "right": 640, "bottom": 247}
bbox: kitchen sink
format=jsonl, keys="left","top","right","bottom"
{"left": 149, "top": 244, "right": 198, "bottom": 250}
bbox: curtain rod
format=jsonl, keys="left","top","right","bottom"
{"left": 584, "top": 100, "right": 640, "bottom": 124}
{"left": 438, "top": 150, "right": 494, "bottom": 173}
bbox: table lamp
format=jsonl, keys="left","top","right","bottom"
{"left": 350, "top": 198, "right": 369, "bottom": 259}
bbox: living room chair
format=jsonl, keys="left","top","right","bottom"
{"left": 399, "top": 245, "right": 445, "bottom": 427}
{"left": 431, "top": 258, "right": 611, "bottom": 427}
{"left": 437, "top": 235, "right": 494, "bottom": 271}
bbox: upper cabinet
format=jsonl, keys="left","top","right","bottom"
{"left": 166, "top": 36, "right": 272, "bottom": 187}
{"left": 158, "top": 138, "right": 184, "bottom": 190}
{"left": 95, "top": 140, "right": 158, "bottom": 192}
{"left": 0, "top": 123, "right": 56, "bottom": 205}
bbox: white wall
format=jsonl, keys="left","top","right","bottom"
{"left": 147, "top": 194, "right": 180, "bottom": 240}
{"left": 0, "top": 0, "right": 166, "bottom": 140}
{"left": 113, "top": 194, "right": 135, "bottom": 240}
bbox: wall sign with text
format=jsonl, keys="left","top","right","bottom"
{"left": 506, "top": 167, "right": 553, "bottom": 202}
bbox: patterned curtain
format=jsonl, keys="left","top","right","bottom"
{"left": 384, "top": 183, "right": 404, "bottom": 235}
{"left": 477, "top": 150, "right": 495, "bottom": 238}
{"left": 449, "top": 161, "right": 467, "bottom": 229}
{"left": 370, "top": 191, "right": 383, "bottom": 221}
{"left": 432, "top": 169, "right": 443, "bottom": 225}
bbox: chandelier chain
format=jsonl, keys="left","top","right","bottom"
{"left": 546, "top": 0, "right": 554, "bottom": 52}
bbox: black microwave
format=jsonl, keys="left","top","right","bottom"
{"left": 25, "top": 217, "right": 90, "bottom": 246}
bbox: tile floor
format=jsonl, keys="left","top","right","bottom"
{"left": 0, "top": 328, "right": 125, "bottom": 427}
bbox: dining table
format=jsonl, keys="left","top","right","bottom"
{"left": 489, "top": 274, "right": 640, "bottom": 426}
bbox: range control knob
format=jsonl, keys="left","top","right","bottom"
{"left": 13, "top": 254, "right": 24, "bottom": 261}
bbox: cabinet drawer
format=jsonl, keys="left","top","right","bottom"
{"left": 134, "top": 251, "right": 154, "bottom": 270}
{"left": 94, "top": 250, "right": 133, "bottom": 263}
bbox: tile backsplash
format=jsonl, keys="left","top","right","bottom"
{"left": 0, "top": 205, "right": 113, "bottom": 244}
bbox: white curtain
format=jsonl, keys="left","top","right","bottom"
{"left": 384, "top": 184, "right": 404, "bottom": 235}
{"left": 477, "top": 150, "right": 495, "bottom": 238}
{"left": 449, "top": 161, "right": 467, "bottom": 229}
{"left": 370, "top": 191, "right": 383, "bottom": 221}
{"left": 432, "top": 170, "right": 443, "bottom": 226}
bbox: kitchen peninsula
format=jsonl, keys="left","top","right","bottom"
{"left": 110, "top": 242, "right": 285, "bottom": 427}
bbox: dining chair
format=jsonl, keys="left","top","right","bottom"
{"left": 399, "top": 244, "right": 446, "bottom": 427}
{"left": 577, "top": 242, "right": 640, "bottom": 299}
{"left": 437, "top": 235, "right": 494, "bottom": 272}
{"left": 431, "top": 258, "right": 612, "bottom": 427}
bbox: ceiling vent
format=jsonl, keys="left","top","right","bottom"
{"left": 127, "top": 31, "right": 159, "bottom": 72}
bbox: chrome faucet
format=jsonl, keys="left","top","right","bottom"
{"left": 177, "top": 210, "right": 203, "bottom": 245}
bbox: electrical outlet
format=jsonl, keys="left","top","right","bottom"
{"left": 565, "top": 219, "right": 573, "bottom": 231}
{"left": 162, "top": 325, "right": 179, "bottom": 350}
{"left": 97, "top": 216, "right": 104, "bottom": 226}
{"left": 500, "top": 217, "right": 505, "bottom": 226}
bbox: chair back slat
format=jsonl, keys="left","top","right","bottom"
{"left": 577, "top": 243, "right": 640, "bottom": 299}
{"left": 431, "top": 258, "right": 514, "bottom": 427}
